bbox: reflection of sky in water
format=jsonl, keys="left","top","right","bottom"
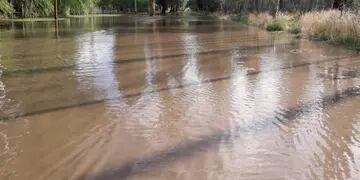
{"left": 124, "top": 39, "right": 164, "bottom": 137}
{"left": 181, "top": 33, "right": 201, "bottom": 84}
{"left": 252, "top": 46, "right": 284, "bottom": 123}
{"left": 227, "top": 49, "right": 253, "bottom": 130}
{"left": 179, "top": 33, "right": 217, "bottom": 137}
{"left": 75, "top": 30, "right": 120, "bottom": 99}
{"left": 75, "top": 31, "right": 166, "bottom": 139}
{"left": 220, "top": 46, "right": 286, "bottom": 170}
{"left": 144, "top": 40, "right": 157, "bottom": 90}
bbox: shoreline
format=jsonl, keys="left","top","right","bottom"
{"left": 0, "top": 13, "right": 140, "bottom": 22}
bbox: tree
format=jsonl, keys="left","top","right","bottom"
{"left": 0, "top": 0, "right": 15, "bottom": 16}
{"left": 157, "top": 0, "right": 167, "bottom": 15}
{"left": 333, "top": 0, "right": 343, "bottom": 9}
{"left": 149, "top": 0, "right": 154, "bottom": 15}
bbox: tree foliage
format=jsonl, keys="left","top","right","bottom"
{"left": 1, "top": 0, "right": 360, "bottom": 17}
{"left": 1, "top": 0, "right": 97, "bottom": 17}
{"left": 98, "top": 0, "right": 148, "bottom": 12}
{"left": 0, "top": 0, "right": 14, "bottom": 16}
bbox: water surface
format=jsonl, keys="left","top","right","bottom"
{"left": 0, "top": 15, "right": 360, "bottom": 180}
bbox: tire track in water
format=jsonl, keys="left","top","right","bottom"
{"left": 0, "top": 55, "right": 358, "bottom": 121}
{"left": 88, "top": 85, "right": 360, "bottom": 180}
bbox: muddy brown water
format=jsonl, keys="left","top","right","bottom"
{"left": 0, "top": 15, "right": 360, "bottom": 180}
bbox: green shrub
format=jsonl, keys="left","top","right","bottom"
{"left": 288, "top": 22, "right": 301, "bottom": 34}
{"left": 334, "top": 36, "right": 360, "bottom": 50}
{"left": 266, "top": 19, "right": 283, "bottom": 31}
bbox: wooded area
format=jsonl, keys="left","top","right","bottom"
{"left": 1, "top": 0, "right": 360, "bottom": 18}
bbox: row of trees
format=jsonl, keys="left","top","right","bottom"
{"left": 0, "top": 0, "right": 97, "bottom": 17}
{"left": 0, "top": 0, "right": 154, "bottom": 18}
{"left": 1, "top": 0, "right": 359, "bottom": 18}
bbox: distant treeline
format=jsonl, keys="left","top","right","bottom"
{"left": 1, "top": 0, "right": 360, "bottom": 18}
{"left": 0, "top": 0, "right": 185, "bottom": 18}
{"left": 0, "top": 0, "right": 150, "bottom": 18}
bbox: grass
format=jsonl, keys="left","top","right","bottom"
{"left": 287, "top": 21, "right": 301, "bottom": 34}
{"left": 247, "top": 12, "right": 299, "bottom": 32}
{"left": 233, "top": 10, "right": 359, "bottom": 50}
{"left": 248, "top": 13, "right": 272, "bottom": 27}
{"left": 300, "top": 10, "right": 360, "bottom": 50}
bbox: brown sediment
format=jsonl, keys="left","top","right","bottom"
{"left": 0, "top": 15, "right": 359, "bottom": 180}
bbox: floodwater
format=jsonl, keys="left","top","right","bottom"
{"left": 0, "top": 15, "right": 360, "bottom": 180}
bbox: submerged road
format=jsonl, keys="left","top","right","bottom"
{"left": 0, "top": 15, "right": 360, "bottom": 179}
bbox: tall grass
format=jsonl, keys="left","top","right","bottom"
{"left": 300, "top": 10, "right": 360, "bottom": 49}
{"left": 246, "top": 10, "right": 360, "bottom": 49}
{"left": 248, "top": 13, "right": 272, "bottom": 27}
{"left": 248, "top": 12, "right": 299, "bottom": 32}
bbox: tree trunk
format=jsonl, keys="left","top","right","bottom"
{"left": 274, "top": 0, "right": 280, "bottom": 16}
{"left": 279, "top": 0, "right": 284, "bottom": 11}
{"left": 255, "top": 0, "right": 259, "bottom": 13}
{"left": 149, "top": 0, "right": 155, "bottom": 16}
{"left": 197, "top": 0, "right": 203, "bottom": 11}
{"left": 333, "top": 0, "right": 342, "bottom": 9}
{"left": 24, "top": 0, "right": 33, "bottom": 18}
{"left": 159, "top": 0, "right": 166, "bottom": 15}
{"left": 54, "top": 0, "right": 58, "bottom": 20}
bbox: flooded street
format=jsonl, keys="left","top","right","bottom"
{"left": 0, "top": 15, "right": 360, "bottom": 179}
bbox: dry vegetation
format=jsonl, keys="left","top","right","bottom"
{"left": 300, "top": 10, "right": 360, "bottom": 49}
{"left": 247, "top": 12, "right": 299, "bottom": 32}
{"left": 248, "top": 13, "right": 273, "bottom": 27}
{"left": 246, "top": 10, "right": 360, "bottom": 49}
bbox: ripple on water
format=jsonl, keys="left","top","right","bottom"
{"left": 0, "top": 15, "right": 360, "bottom": 180}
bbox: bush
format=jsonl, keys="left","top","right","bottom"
{"left": 248, "top": 12, "right": 292, "bottom": 32}
{"left": 266, "top": 19, "right": 283, "bottom": 31}
{"left": 288, "top": 22, "right": 301, "bottom": 34}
